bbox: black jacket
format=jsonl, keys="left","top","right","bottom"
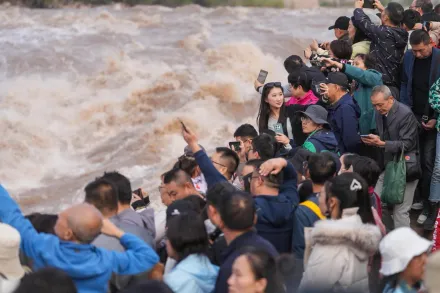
{"left": 422, "top": 12, "right": 440, "bottom": 22}
{"left": 353, "top": 8, "right": 408, "bottom": 88}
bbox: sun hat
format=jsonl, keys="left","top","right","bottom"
{"left": 379, "top": 227, "right": 432, "bottom": 276}
{"left": 0, "top": 223, "right": 25, "bottom": 279}
{"left": 297, "top": 105, "right": 329, "bottom": 126}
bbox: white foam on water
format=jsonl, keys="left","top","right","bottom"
{"left": 0, "top": 4, "right": 353, "bottom": 213}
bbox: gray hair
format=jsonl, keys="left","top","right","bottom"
{"left": 371, "top": 85, "right": 393, "bottom": 100}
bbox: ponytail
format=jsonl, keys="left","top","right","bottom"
{"left": 326, "top": 173, "right": 374, "bottom": 224}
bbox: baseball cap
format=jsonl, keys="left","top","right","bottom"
{"left": 325, "top": 72, "right": 349, "bottom": 89}
{"left": 166, "top": 199, "right": 198, "bottom": 225}
{"left": 328, "top": 16, "right": 350, "bottom": 30}
{"left": 380, "top": 227, "right": 431, "bottom": 276}
{"left": 184, "top": 144, "right": 206, "bottom": 157}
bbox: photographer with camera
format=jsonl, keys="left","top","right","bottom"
{"left": 353, "top": 0, "right": 408, "bottom": 100}
{"left": 321, "top": 54, "right": 382, "bottom": 136}
{"left": 306, "top": 40, "right": 353, "bottom": 76}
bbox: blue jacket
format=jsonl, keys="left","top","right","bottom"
{"left": 195, "top": 149, "right": 227, "bottom": 189}
{"left": 0, "top": 185, "right": 159, "bottom": 293}
{"left": 292, "top": 195, "right": 321, "bottom": 259}
{"left": 302, "top": 129, "right": 339, "bottom": 153}
{"left": 400, "top": 47, "right": 440, "bottom": 115}
{"left": 214, "top": 231, "right": 278, "bottom": 293}
{"left": 327, "top": 93, "right": 362, "bottom": 154}
{"left": 254, "top": 162, "right": 298, "bottom": 254}
{"left": 164, "top": 254, "right": 219, "bottom": 293}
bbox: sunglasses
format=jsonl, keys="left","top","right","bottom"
{"left": 263, "top": 82, "right": 282, "bottom": 90}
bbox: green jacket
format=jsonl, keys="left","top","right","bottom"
{"left": 429, "top": 77, "right": 440, "bottom": 131}
{"left": 343, "top": 65, "right": 383, "bottom": 134}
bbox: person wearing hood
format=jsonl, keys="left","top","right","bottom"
{"left": 353, "top": 0, "right": 408, "bottom": 100}
{"left": 299, "top": 173, "right": 382, "bottom": 293}
{"left": 322, "top": 53, "right": 383, "bottom": 136}
{"left": 380, "top": 227, "right": 431, "bottom": 293}
{"left": 101, "top": 172, "right": 156, "bottom": 239}
{"left": 0, "top": 185, "right": 159, "bottom": 293}
{"left": 241, "top": 158, "right": 298, "bottom": 254}
{"left": 297, "top": 105, "right": 338, "bottom": 153}
{"left": 164, "top": 212, "right": 219, "bottom": 293}
{"left": 320, "top": 72, "right": 361, "bottom": 154}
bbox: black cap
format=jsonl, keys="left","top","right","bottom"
{"left": 166, "top": 200, "right": 197, "bottom": 224}
{"left": 328, "top": 16, "right": 350, "bottom": 30}
{"left": 325, "top": 72, "right": 349, "bottom": 89}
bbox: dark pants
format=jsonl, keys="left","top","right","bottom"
{"left": 418, "top": 129, "right": 437, "bottom": 202}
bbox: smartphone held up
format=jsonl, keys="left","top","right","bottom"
{"left": 229, "top": 141, "right": 241, "bottom": 152}
{"left": 257, "top": 70, "right": 268, "bottom": 84}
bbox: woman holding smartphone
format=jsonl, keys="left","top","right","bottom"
{"left": 257, "top": 82, "right": 294, "bottom": 150}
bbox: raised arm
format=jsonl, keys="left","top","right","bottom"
{"left": 259, "top": 159, "right": 299, "bottom": 206}
{"left": 181, "top": 123, "right": 227, "bottom": 188}
{"left": 102, "top": 219, "right": 159, "bottom": 275}
{"left": 0, "top": 185, "right": 54, "bottom": 260}
{"left": 352, "top": 8, "right": 384, "bottom": 40}
{"left": 343, "top": 64, "right": 382, "bottom": 87}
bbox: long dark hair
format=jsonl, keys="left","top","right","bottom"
{"left": 324, "top": 172, "right": 375, "bottom": 224}
{"left": 257, "top": 83, "right": 286, "bottom": 133}
{"left": 166, "top": 212, "right": 208, "bottom": 262}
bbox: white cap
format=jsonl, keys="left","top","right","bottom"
{"left": 380, "top": 227, "right": 431, "bottom": 276}
{"left": 0, "top": 223, "right": 25, "bottom": 279}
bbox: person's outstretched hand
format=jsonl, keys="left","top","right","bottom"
{"left": 101, "top": 219, "right": 125, "bottom": 239}
{"left": 181, "top": 122, "right": 201, "bottom": 153}
{"left": 304, "top": 47, "right": 312, "bottom": 59}
{"left": 355, "top": 0, "right": 364, "bottom": 9}
{"left": 254, "top": 80, "right": 263, "bottom": 91}
{"left": 310, "top": 40, "right": 319, "bottom": 51}
{"left": 374, "top": 0, "right": 384, "bottom": 12}
{"left": 320, "top": 57, "right": 343, "bottom": 70}
{"left": 259, "top": 158, "right": 287, "bottom": 176}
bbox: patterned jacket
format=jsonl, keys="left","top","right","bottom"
{"left": 429, "top": 77, "right": 440, "bottom": 131}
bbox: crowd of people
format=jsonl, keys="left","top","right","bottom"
{"left": 2, "top": 0, "right": 440, "bottom": 293}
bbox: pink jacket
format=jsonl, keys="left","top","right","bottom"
{"left": 285, "top": 90, "right": 319, "bottom": 106}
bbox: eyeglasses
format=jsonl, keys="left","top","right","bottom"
{"left": 211, "top": 159, "right": 227, "bottom": 168}
{"left": 301, "top": 116, "right": 311, "bottom": 123}
{"left": 242, "top": 172, "right": 260, "bottom": 192}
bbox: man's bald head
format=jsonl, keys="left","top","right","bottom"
{"left": 54, "top": 203, "right": 103, "bottom": 244}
